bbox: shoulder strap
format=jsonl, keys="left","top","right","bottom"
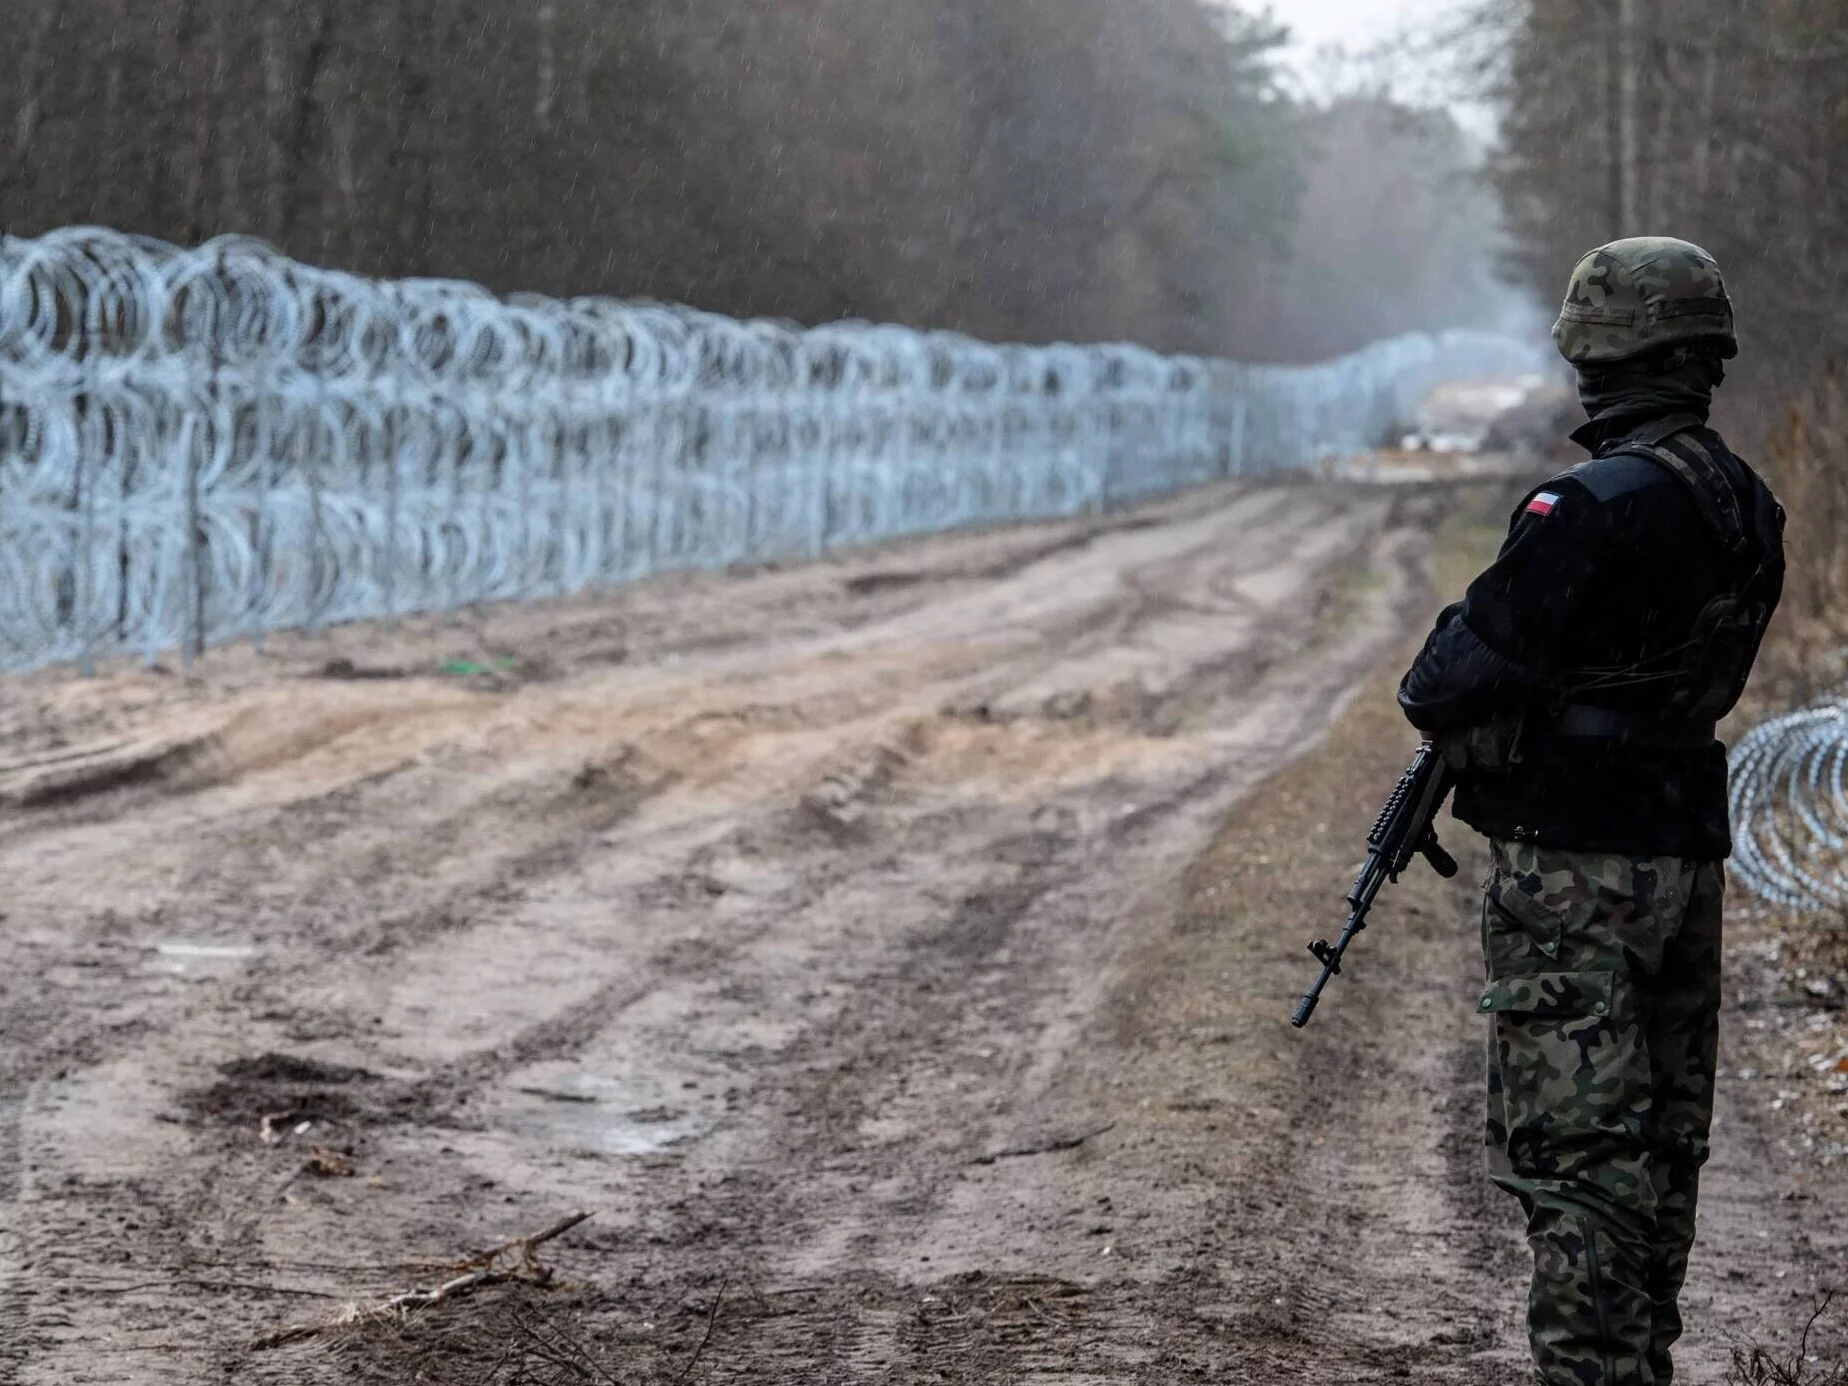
{"left": 1600, "top": 419, "right": 1753, "bottom": 559}
{"left": 1614, "top": 412, "right": 1705, "bottom": 449}
{"left": 1636, "top": 434, "right": 1751, "bottom": 558}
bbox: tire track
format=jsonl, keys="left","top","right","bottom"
{"left": 0, "top": 478, "right": 1451, "bottom": 1382}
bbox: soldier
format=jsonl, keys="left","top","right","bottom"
{"left": 1398, "top": 238, "right": 1786, "bottom": 1385}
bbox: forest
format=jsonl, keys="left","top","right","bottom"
{"left": 0, "top": 0, "right": 1514, "bottom": 362}
{"left": 3, "top": 2, "right": 1846, "bottom": 427}
{"left": 1491, "top": 0, "right": 1848, "bottom": 383}
{"left": 1486, "top": 0, "right": 1848, "bottom": 659}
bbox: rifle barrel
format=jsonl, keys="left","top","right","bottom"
{"left": 1290, "top": 986, "right": 1322, "bottom": 1029}
{"left": 1290, "top": 743, "right": 1455, "bottom": 1028}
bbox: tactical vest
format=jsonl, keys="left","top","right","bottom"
{"left": 1526, "top": 414, "right": 1785, "bottom": 728}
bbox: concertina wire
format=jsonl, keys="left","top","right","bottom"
{"left": 1729, "top": 694, "right": 1848, "bottom": 913}
{"left": 0, "top": 227, "right": 1550, "bottom": 678}
{"left": 10, "top": 228, "right": 1840, "bottom": 911}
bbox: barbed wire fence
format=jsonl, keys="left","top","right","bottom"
{"left": 0, "top": 228, "right": 1551, "bottom": 679}
{"left": 9, "top": 229, "right": 1843, "bottom": 912}
{"left": 1730, "top": 692, "right": 1848, "bottom": 912}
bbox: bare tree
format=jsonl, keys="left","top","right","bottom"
{"left": 0, "top": 0, "right": 1310, "bottom": 353}
{"left": 1495, "top": 0, "right": 1848, "bottom": 382}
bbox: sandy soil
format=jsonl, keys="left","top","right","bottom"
{"left": 0, "top": 477, "right": 1839, "bottom": 1384}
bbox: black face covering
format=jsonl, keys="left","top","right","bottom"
{"left": 1571, "top": 345, "right": 1729, "bottom": 452}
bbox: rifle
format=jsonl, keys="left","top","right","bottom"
{"left": 1290, "top": 740, "right": 1459, "bottom": 1028}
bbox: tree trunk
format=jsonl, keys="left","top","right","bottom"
{"left": 1, "top": 0, "right": 61, "bottom": 196}
{"left": 102, "top": 0, "right": 131, "bottom": 216}
{"left": 263, "top": 9, "right": 289, "bottom": 242}
{"left": 535, "top": 0, "right": 558, "bottom": 130}
{"left": 212, "top": 0, "right": 247, "bottom": 232}
{"left": 1694, "top": 38, "right": 1717, "bottom": 201}
{"left": 387, "top": 1, "right": 436, "bottom": 273}
{"left": 167, "top": 0, "right": 215, "bottom": 244}
{"left": 1617, "top": 0, "right": 1641, "bottom": 236}
{"left": 277, "top": 1, "right": 335, "bottom": 250}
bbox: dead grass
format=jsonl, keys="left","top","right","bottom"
{"left": 1716, "top": 385, "right": 1848, "bottom": 1165}
{"left": 251, "top": 1214, "right": 595, "bottom": 1354}
{"left": 320, "top": 1291, "right": 630, "bottom": 1386}
{"left": 1726, "top": 1294, "right": 1848, "bottom": 1386}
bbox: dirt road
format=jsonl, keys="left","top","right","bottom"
{"left": 0, "top": 479, "right": 1839, "bottom": 1384}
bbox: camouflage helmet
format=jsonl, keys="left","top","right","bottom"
{"left": 1551, "top": 237, "right": 1738, "bottom": 365}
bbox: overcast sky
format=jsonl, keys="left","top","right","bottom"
{"left": 1269, "top": 0, "right": 1492, "bottom": 135}
{"left": 1276, "top": 0, "right": 1433, "bottom": 62}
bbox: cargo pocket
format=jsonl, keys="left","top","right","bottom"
{"left": 1482, "top": 876, "right": 1566, "bottom": 975}
{"left": 1477, "top": 970, "right": 1614, "bottom": 1021}
{"left": 1478, "top": 969, "right": 1643, "bottom": 1182}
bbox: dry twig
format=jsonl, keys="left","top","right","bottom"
{"left": 1727, "top": 1291, "right": 1847, "bottom": 1386}
{"left": 674, "top": 1278, "right": 728, "bottom": 1385}
{"left": 969, "top": 1122, "right": 1115, "bottom": 1166}
{"left": 249, "top": 1211, "right": 593, "bottom": 1351}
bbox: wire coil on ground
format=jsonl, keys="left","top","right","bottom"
{"left": 1730, "top": 699, "right": 1848, "bottom": 911}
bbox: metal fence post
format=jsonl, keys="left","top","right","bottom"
{"left": 183, "top": 413, "right": 203, "bottom": 669}
{"left": 384, "top": 404, "right": 401, "bottom": 631}
{"left": 305, "top": 394, "right": 325, "bottom": 641}
{"left": 75, "top": 442, "right": 96, "bottom": 678}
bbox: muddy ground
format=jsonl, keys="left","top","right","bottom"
{"left": 0, "top": 477, "right": 1840, "bottom": 1384}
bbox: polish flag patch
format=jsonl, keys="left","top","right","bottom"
{"left": 1525, "top": 490, "right": 1561, "bottom": 518}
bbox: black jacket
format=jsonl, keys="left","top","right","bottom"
{"left": 1398, "top": 416, "right": 1783, "bottom": 860}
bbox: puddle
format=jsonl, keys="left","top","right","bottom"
{"left": 151, "top": 941, "right": 258, "bottom": 976}
{"left": 504, "top": 1071, "right": 714, "bottom": 1157}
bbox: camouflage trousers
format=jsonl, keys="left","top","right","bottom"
{"left": 1480, "top": 841, "right": 1724, "bottom": 1386}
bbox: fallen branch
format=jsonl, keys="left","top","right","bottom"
{"left": 250, "top": 1211, "right": 593, "bottom": 1351}
{"left": 516, "top": 1085, "right": 599, "bottom": 1104}
{"left": 1726, "top": 1290, "right": 1846, "bottom": 1386}
{"left": 503, "top": 1305, "right": 623, "bottom": 1386}
{"left": 970, "top": 1123, "right": 1115, "bottom": 1166}
{"left": 674, "top": 1278, "right": 728, "bottom": 1385}
{"left": 95, "top": 1277, "right": 343, "bottom": 1300}
{"left": 463, "top": 1212, "right": 595, "bottom": 1270}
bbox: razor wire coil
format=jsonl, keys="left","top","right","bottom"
{"left": 0, "top": 226, "right": 1551, "bottom": 676}
{"left": 1729, "top": 695, "right": 1848, "bottom": 912}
